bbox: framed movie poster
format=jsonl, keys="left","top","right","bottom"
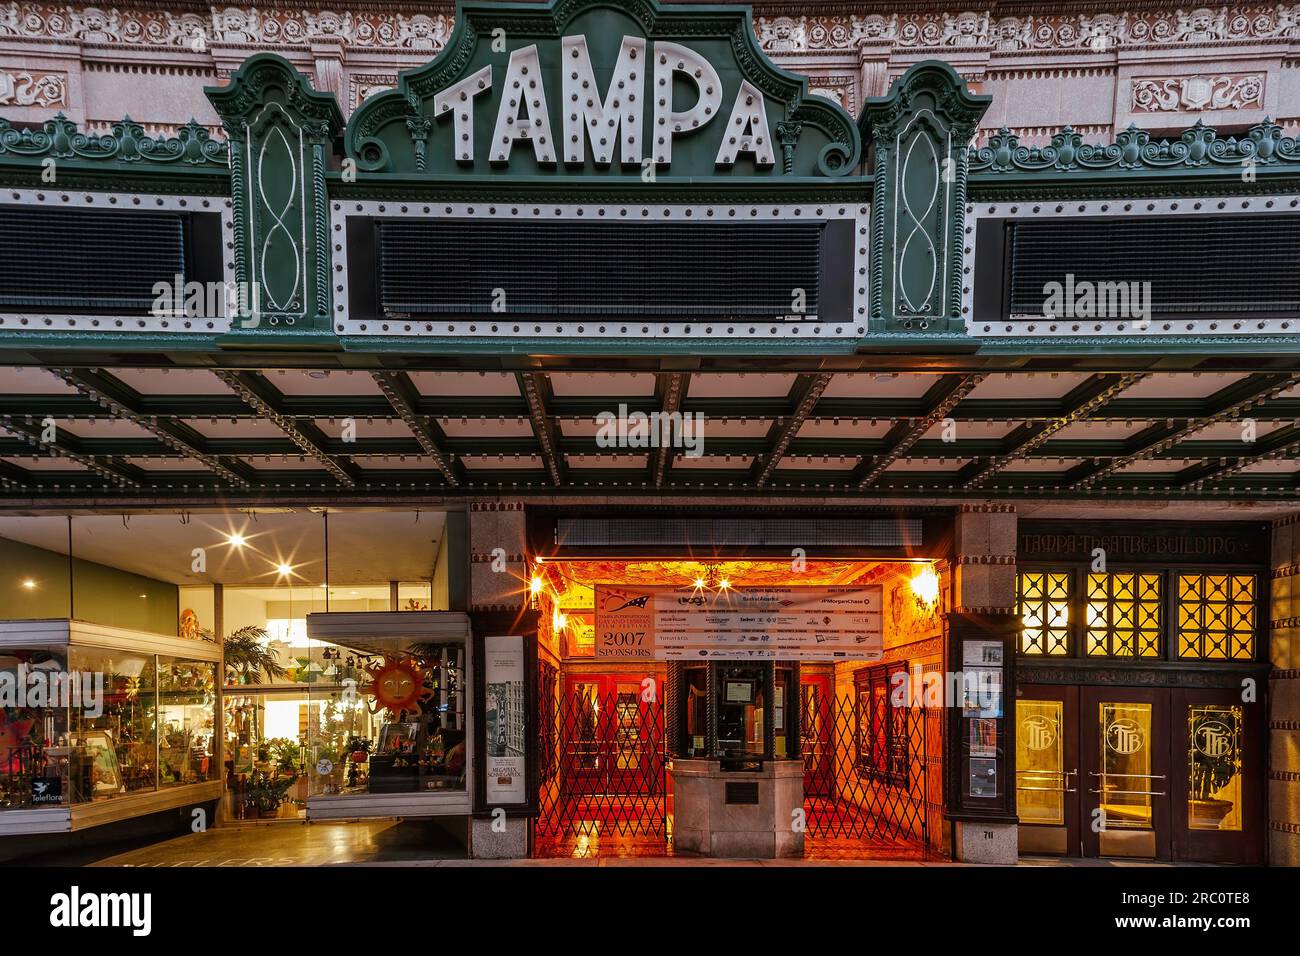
{"left": 484, "top": 635, "right": 527, "bottom": 804}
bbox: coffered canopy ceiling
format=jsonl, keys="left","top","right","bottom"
{"left": 2, "top": 365, "right": 1298, "bottom": 504}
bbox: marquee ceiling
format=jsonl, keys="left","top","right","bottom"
{"left": 1, "top": 365, "right": 1299, "bottom": 503}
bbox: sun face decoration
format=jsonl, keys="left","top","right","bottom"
{"left": 362, "top": 656, "right": 434, "bottom": 720}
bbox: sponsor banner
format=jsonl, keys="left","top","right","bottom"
{"left": 595, "top": 585, "right": 882, "bottom": 661}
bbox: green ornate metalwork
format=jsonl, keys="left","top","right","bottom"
{"left": 206, "top": 54, "right": 343, "bottom": 336}
{"left": 0, "top": 114, "right": 228, "bottom": 167}
{"left": 861, "top": 60, "right": 990, "bottom": 334}
{"left": 345, "top": 0, "right": 859, "bottom": 179}
{"left": 970, "top": 119, "right": 1300, "bottom": 174}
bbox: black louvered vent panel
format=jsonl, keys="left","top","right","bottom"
{"left": 1007, "top": 215, "right": 1300, "bottom": 316}
{"left": 377, "top": 219, "right": 822, "bottom": 318}
{"left": 0, "top": 205, "right": 186, "bottom": 313}
{"left": 556, "top": 518, "right": 923, "bottom": 548}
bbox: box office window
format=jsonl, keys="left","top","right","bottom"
{"left": 1085, "top": 572, "right": 1162, "bottom": 659}
{"left": 1018, "top": 571, "right": 1071, "bottom": 656}
{"left": 1176, "top": 574, "right": 1256, "bottom": 661}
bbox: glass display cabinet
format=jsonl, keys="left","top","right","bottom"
{"left": 303, "top": 610, "right": 472, "bottom": 820}
{"left": 0, "top": 619, "right": 221, "bottom": 835}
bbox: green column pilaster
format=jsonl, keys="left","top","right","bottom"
{"left": 206, "top": 54, "right": 343, "bottom": 339}
{"left": 862, "top": 61, "right": 990, "bottom": 334}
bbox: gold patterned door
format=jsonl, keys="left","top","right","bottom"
{"left": 1080, "top": 687, "right": 1171, "bottom": 860}
{"left": 1015, "top": 685, "right": 1079, "bottom": 856}
{"left": 1170, "top": 688, "right": 1263, "bottom": 864}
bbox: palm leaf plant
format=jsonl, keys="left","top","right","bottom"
{"left": 209, "top": 625, "right": 288, "bottom": 685}
{"left": 204, "top": 625, "right": 288, "bottom": 771}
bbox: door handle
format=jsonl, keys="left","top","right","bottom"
{"left": 1014, "top": 768, "right": 1078, "bottom": 794}
{"left": 1088, "top": 771, "right": 1166, "bottom": 796}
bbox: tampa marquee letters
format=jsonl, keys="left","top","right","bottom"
{"left": 431, "top": 34, "right": 775, "bottom": 170}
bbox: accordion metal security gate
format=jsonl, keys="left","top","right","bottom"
{"left": 534, "top": 683, "right": 669, "bottom": 857}
{"left": 534, "top": 678, "right": 930, "bottom": 857}
{"left": 801, "top": 690, "right": 930, "bottom": 852}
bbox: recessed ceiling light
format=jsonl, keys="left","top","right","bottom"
{"left": 226, "top": 533, "right": 246, "bottom": 547}
{"left": 21, "top": 579, "right": 36, "bottom": 590}
{"left": 276, "top": 563, "right": 293, "bottom": 576}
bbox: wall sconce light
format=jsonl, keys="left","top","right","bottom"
{"left": 911, "top": 565, "right": 940, "bottom": 611}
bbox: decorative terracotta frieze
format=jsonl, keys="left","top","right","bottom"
{"left": 0, "top": 3, "right": 1296, "bottom": 53}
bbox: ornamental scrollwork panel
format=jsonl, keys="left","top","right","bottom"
{"left": 1131, "top": 74, "right": 1265, "bottom": 113}
{"left": 0, "top": 68, "right": 66, "bottom": 107}
{"left": 969, "top": 118, "right": 1300, "bottom": 173}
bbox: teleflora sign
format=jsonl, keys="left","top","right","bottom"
{"left": 345, "top": 0, "right": 860, "bottom": 178}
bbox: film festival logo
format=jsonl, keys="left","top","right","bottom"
{"left": 1041, "top": 273, "right": 1153, "bottom": 328}
{"left": 0, "top": 663, "right": 104, "bottom": 718}
{"left": 595, "top": 404, "right": 706, "bottom": 457}
{"left": 150, "top": 275, "right": 263, "bottom": 326}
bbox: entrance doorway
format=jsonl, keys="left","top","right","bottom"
{"left": 563, "top": 674, "right": 660, "bottom": 797}
{"left": 534, "top": 676, "right": 668, "bottom": 857}
{"left": 1015, "top": 684, "right": 1262, "bottom": 863}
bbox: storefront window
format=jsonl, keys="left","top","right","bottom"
{"left": 158, "top": 659, "right": 217, "bottom": 788}
{"left": 307, "top": 639, "right": 466, "bottom": 797}
{"left": 1086, "top": 572, "right": 1161, "bottom": 658}
{"left": 0, "top": 646, "right": 70, "bottom": 810}
{"left": 1176, "top": 574, "right": 1255, "bottom": 660}
{"left": 1015, "top": 699, "right": 1065, "bottom": 825}
{"left": 68, "top": 648, "right": 157, "bottom": 800}
{"left": 1188, "top": 704, "right": 1243, "bottom": 831}
{"left": 1018, "top": 571, "right": 1070, "bottom": 655}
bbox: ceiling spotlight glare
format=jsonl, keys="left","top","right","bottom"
{"left": 276, "top": 563, "right": 293, "bottom": 576}
{"left": 226, "top": 533, "right": 246, "bottom": 547}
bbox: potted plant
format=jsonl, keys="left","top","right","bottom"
{"left": 1191, "top": 738, "right": 1239, "bottom": 828}
{"left": 244, "top": 770, "right": 297, "bottom": 819}
{"left": 345, "top": 736, "right": 372, "bottom": 763}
